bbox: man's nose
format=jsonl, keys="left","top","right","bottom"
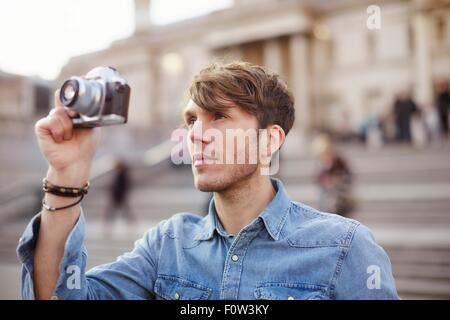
{"left": 189, "top": 120, "right": 209, "bottom": 144}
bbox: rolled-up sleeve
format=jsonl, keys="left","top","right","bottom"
{"left": 16, "top": 208, "right": 160, "bottom": 300}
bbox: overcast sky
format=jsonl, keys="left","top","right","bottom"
{"left": 0, "top": 0, "right": 232, "bottom": 80}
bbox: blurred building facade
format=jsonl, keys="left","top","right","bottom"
{"left": 0, "top": 70, "right": 51, "bottom": 135}
{"left": 53, "top": 0, "right": 450, "bottom": 135}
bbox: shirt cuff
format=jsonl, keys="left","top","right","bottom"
{"left": 16, "top": 207, "right": 87, "bottom": 300}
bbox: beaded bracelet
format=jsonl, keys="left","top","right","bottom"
{"left": 41, "top": 178, "right": 89, "bottom": 211}
{"left": 42, "top": 178, "right": 89, "bottom": 198}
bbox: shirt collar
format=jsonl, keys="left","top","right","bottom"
{"left": 195, "top": 178, "right": 291, "bottom": 241}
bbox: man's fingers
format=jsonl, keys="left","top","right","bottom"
{"left": 49, "top": 118, "right": 65, "bottom": 143}
{"left": 49, "top": 108, "right": 73, "bottom": 140}
{"left": 36, "top": 116, "right": 65, "bottom": 143}
{"left": 40, "top": 106, "right": 74, "bottom": 142}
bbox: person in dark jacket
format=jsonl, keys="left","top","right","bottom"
{"left": 393, "top": 91, "right": 419, "bottom": 143}
{"left": 436, "top": 82, "right": 450, "bottom": 139}
{"left": 104, "top": 159, "right": 134, "bottom": 223}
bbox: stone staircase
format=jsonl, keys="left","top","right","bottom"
{"left": 1, "top": 141, "right": 450, "bottom": 299}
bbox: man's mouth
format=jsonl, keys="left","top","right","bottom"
{"left": 193, "top": 153, "right": 216, "bottom": 167}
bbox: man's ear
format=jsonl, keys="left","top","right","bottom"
{"left": 269, "top": 124, "right": 286, "bottom": 156}
{"left": 261, "top": 124, "right": 286, "bottom": 159}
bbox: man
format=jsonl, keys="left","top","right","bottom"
{"left": 436, "top": 82, "right": 450, "bottom": 139}
{"left": 393, "top": 91, "right": 419, "bottom": 143}
{"left": 103, "top": 159, "right": 134, "bottom": 224}
{"left": 17, "top": 62, "right": 398, "bottom": 300}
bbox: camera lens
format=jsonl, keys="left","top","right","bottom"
{"left": 63, "top": 84, "right": 76, "bottom": 99}
{"left": 59, "top": 76, "right": 103, "bottom": 117}
{"left": 60, "top": 79, "right": 79, "bottom": 106}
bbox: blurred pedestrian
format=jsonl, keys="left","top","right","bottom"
{"left": 312, "top": 134, "right": 355, "bottom": 218}
{"left": 436, "top": 82, "right": 450, "bottom": 139}
{"left": 423, "top": 104, "right": 441, "bottom": 145}
{"left": 393, "top": 91, "right": 419, "bottom": 143}
{"left": 104, "top": 159, "right": 134, "bottom": 224}
{"left": 358, "top": 115, "right": 383, "bottom": 150}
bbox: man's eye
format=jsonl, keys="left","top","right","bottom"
{"left": 187, "top": 117, "right": 196, "bottom": 126}
{"left": 214, "top": 113, "right": 226, "bottom": 120}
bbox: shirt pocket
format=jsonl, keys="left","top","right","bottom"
{"left": 154, "top": 275, "right": 212, "bottom": 300}
{"left": 254, "top": 282, "right": 326, "bottom": 300}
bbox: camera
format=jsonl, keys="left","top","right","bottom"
{"left": 59, "top": 66, "right": 130, "bottom": 128}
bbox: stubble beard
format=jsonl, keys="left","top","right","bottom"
{"left": 193, "top": 163, "right": 259, "bottom": 193}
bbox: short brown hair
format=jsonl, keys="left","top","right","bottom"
{"left": 189, "top": 61, "right": 295, "bottom": 135}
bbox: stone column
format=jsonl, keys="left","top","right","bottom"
{"left": 413, "top": 11, "right": 433, "bottom": 107}
{"left": 125, "top": 67, "right": 156, "bottom": 128}
{"left": 118, "top": 47, "right": 157, "bottom": 129}
{"left": 263, "top": 38, "right": 283, "bottom": 74}
{"left": 134, "top": 0, "right": 152, "bottom": 33}
{"left": 226, "top": 46, "right": 243, "bottom": 62}
{"left": 289, "top": 33, "right": 312, "bottom": 134}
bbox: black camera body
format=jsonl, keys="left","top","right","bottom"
{"left": 59, "top": 66, "right": 130, "bottom": 128}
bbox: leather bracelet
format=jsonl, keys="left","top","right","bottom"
{"left": 42, "top": 194, "right": 84, "bottom": 212}
{"left": 42, "top": 178, "right": 89, "bottom": 198}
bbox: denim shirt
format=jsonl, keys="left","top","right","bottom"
{"left": 17, "top": 178, "right": 398, "bottom": 300}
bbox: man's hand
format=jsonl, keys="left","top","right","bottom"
{"left": 35, "top": 90, "right": 99, "bottom": 186}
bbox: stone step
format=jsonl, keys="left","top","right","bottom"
{"left": 84, "top": 182, "right": 450, "bottom": 205}
{"left": 396, "top": 278, "right": 450, "bottom": 299}
{"left": 385, "top": 247, "right": 450, "bottom": 265}
{"left": 392, "top": 263, "right": 450, "bottom": 280}
{"left": 80, "top": 208, "right": 450, "bottom": 229}
{"left": 5, "top": 182, "right": 450, "bottom": 224}
{"left": 280, "top": 170, "right": 450, "bottom": 185}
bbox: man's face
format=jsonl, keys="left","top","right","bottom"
{"left": 183, "top": 99, "right": 261, "bottom": 192}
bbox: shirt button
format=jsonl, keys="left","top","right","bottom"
{"left": 287, "top": 296, "right": 295, "bottom": 300}
{"left": 231, "top": 254, "right": 239, "bottom": 262}
{"left": 50, "top": 295, "right": 59, "bottom": 300}
{"left": 174, "top": 292, "right": 180, "bottom": 300}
